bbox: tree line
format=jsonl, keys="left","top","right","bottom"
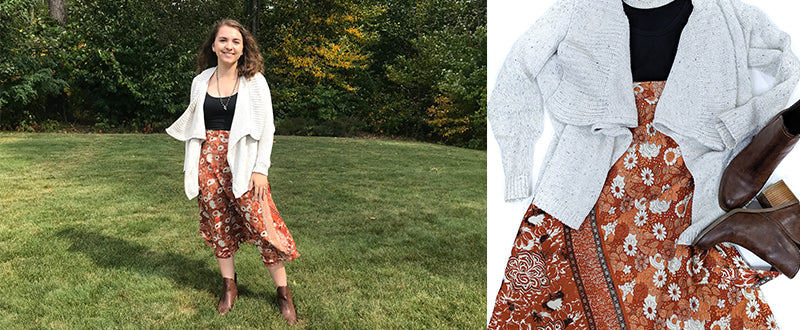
{"left": 0, "top": 0, "right": 486, "bottom": 149}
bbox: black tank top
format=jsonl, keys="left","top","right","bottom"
{"left": 624, "top": 0, "right": 693, "bottom": 81}
{"left": 204, "top": 93, "right": 237, "bottom": 130}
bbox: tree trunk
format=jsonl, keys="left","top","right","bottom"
{"left": 48, "top": 0, "right": 66, "bottom": 26}
{"left": 247, "top": 0, "right": 261, "bottom": 34}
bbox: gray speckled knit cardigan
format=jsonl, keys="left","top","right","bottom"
{"left": 489, "top": 0, "right": 800, "bottom": 244}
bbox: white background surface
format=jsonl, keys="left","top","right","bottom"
{"left": 487, "top": 0, "right": 800, "bottom": 326}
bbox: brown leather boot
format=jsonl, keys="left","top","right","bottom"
{"left": 693, "top": 202, "right": 800, "bottom": 278}
{"left": 217, "top": 274, "right": 238, "bottom": 315}
{"left": 719, "top": 103, "right": 800, "bottom": 210}
{"left": 277, "top": 286, "right": 297, "bottom": 325}
{"left": 756, "top": 180, "right": 799, "bottom": 208}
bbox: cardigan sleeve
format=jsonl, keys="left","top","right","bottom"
{"left": 251, "top": 73, "right": 276, "bottom": 176}
{"left": 488, "top": 0, "right": 574, "bottom": 202}
{"left": 716, "top": 1, "right": 800, "bottom": 148}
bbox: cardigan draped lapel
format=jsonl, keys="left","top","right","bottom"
{"left": 548, "top": 0, "right": 741, "bottom": 151}
{"left": 655, "top": 0, "right": 739, "bottom": 151}
{"left": 167, "top": 67, "right": 267, "bottom": 146}
{"left": 228, "top": 76, "right": 252, "bottom": 146}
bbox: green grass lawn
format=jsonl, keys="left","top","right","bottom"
{"left": 0, "top": 133, "right": 486, "bottom": 329}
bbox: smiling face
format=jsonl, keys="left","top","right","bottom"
{"left": 211, "top": 25, "right": 244, "bottom": 68}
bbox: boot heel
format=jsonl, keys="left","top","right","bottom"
{"left": 757, "top": 180, "right": 798, "bottom": 208}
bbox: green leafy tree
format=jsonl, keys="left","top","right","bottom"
{"left": 262, "top": 0, "right": 378, "bottom": 136}
{"left": 0, "top": 0, "right": 66, "bottom": 130}
{"left": 365, "top": 0, "right": 487, "bottom": 148}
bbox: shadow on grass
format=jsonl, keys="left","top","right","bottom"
{"left": 56, "top": 227, "right": 254, "bottom": 297}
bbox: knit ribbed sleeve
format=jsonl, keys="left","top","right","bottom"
{"left": 251, "top": 73, "right": 275, "bottom": 176}
{"left": 488, "top": 0, "right": 574, "bottom": 202}
{"left": 716, "top": 0, "right": 800, "bottom": 149}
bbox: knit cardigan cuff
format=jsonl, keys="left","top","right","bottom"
{"left": 717, "top": 103, "right": 755, "bottom": 149}
{"left": 504, "top": 171, "right": 532, "bottom": 202}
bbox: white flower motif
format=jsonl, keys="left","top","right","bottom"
{"left": 623, "top": 233, "right": 638, "bottom": 256}
{"left": 690, "top": 256, "right": 705, "bottom": 275}
{"left": 646, "top": 122, "right": 657, "bottom": 136}
{"left": 634, "top": 210, "right": 648, "bottom": 226}
{"left": 684, "top": 319, "right": 705, "bottom": 330}
{"left": 649, "top": 199, "right": 671, "bottom": 214}
{"left": 623, "top": 152, "right": 638, "bottom": 169}
{"left": 611, "top": 175, "right": 626, "bottom": 199}
{"left": 608, "top": 207, "right": 616, "bottom": 215}
{"left": 668, "top": 283, "right": 681, "bottom": 301}
{"left": 640, "top": 168, "right": 655, "bottom": 186}
{"left": 653, "top": 269, "right": 667, "bottom": 288}
{"left": 689, "top": 296, "right": 700, "bottom": 312}
{"left": 639, "top": 143, "right": 661, "bottom": 159}
{"left": 619, "top": 280, "right": 636, "bottom": 300}
{"left": 650, "top": 253, "right": 665, "bottom": 270}
{"left": 766, "top": 315, "right": 779, "bottom": 330}
{"left": 731, "top": 255, "right": 748, "bottom": 268}
{"left": 664, "top": 147, "right": 681, "bottom": 166}
{"left": 675, "top": 198, "right": 688, "bottom": 218}
{"left": 717, "top": 299, "right": 726, "bottom": 309}
{"left": 217, "top": 239, "right": 226, "bottom": 247}
{"left": 206, "top": 154, "right": 214, "bottom": 162}
{"left": 668, "top": 256, "right": 682, "bottom": 274}
{"left": 742, "top": 288, "right": 756, "bottom": 302}
{"left": 643, "top": 294, "right": 657, "bottom": 320}
{"left": 746, "top": 299, "right": 760, "bottom": 319}
{"left": 666, "top": 315, "right": 682, "bottom": 330}
{"left": 635, "top": 198, "right": 648, "bottom": 211}
{"left": 622, "top": 265, "right": 632, "bottom": 274}
{"left": 601, "top": 220, "right": 618, "bottom": 240}
{"left": 545, "top": 297, "right": 563, "bottom": 311}
{"left": 711, "top": 316, "right": 731, "bottom": 330}
{"left": 527, "top": 214, "right": 545, "bottom": 226}
{"left": 652, "top": 223, "right": 667, "bottom": 240}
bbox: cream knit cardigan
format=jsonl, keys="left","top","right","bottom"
{"left": 490, "top": 0, "right": 800, "bottom": 244}
{"left": 166, "top": 67, "right": 275, "bottom": 200}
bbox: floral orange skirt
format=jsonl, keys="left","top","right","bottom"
{"left": 197, "top": 130, "right": 299, "bottom": 266}
{"left": 489, "top": 82, "right": 780, "bottom": 329}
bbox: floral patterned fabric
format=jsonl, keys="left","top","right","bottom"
{"left": 198, "top": 130, "right": 299, "bottom": 266}
{"left": 489, "top": 81, "right": 780, "bottom": 330}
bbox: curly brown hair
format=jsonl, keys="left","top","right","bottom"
{"left": 197, "top": 19, "right": 263, "bottom": 79}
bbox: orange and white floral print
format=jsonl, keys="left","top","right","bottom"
{"left": 489, "top": 82, "right": 779, "bottom": 329}
{"left": 197, "top": 130, "right": 299, "bottom": 267}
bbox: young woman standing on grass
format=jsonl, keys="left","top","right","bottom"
{"left": 166, "top": 19, "right": 300, "bottom": 324}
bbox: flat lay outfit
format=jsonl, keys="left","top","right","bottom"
{"left": 167, "top": 67, "right": 299, "bottom": 267}
{"left": 489, "top": 0, "right": 800, "bottom": 328}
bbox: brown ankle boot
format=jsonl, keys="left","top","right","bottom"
{"left": 719, "top": 102, "right": 800, "bottom": 210}
{"left": 217, "top": 274, "right": 238, "bottom": 315}
{"left": 277, "top": 286, "right": 297, "bottom": 325}
{"left": 693, "top": 202, "right": 800, "bottom": 278}
{"left": 757, "top": 180, "right": 799, "bottom": 208}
